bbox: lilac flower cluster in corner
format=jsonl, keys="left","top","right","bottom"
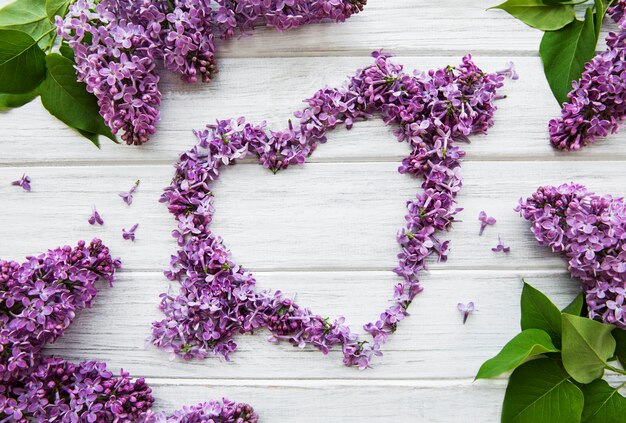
{"left": 0, "top": 239, "right": 120, "bottom": 381}
{"left": 3, "top": 357, "right": 155, "bottom": 422}
{"left": 0, "top": 240, "right": 154, "bottom": 421}
{"left": 0, "top": 240, "right": 259, "bottom": 421}
{"left": 151, "top": 52, "right": 508, "bottom": 369}
{"left": 57, "top": 0, "right": 367, "bottom": 145}
{"left": 548, "top": 0, "right": 626, "bottom": 151}
{"left": 517, "top": 183, "right": 626, "bottom": 328}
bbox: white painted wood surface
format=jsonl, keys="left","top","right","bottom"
{"left": 1, "top": 1, "right": 625, "bottom": 421}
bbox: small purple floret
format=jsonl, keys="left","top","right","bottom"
{"left": 88, "top": 208, "right": 104, "bottom": 225}
{"left": 119, "top": 179, "right": 140, "bottom": 205}
{"left": 11, "top": 174, "right": 30, "bottom": 191}
{"left": 457, "top": 302, "right": 475, "bottom": 324}
{"left": 491, "top": 235, "right": 510, "bottom": 253}
{"left": 478, "top": 210, "right": 496, "bottom": 236}
{"left": 122, "top": 223, "right": 139, "bottom": 241}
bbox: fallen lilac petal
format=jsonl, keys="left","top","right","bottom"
{"left": 122, "top": 223, "right": 139, "bottom": 241}
{"left": 119, "top": 180, "right": 140, "bottom": 205}
{"left": 478, "top": 210, "right": 496, "bottom": 236}
{"left": 492, "top": 236, "right": 510, "bottom": 253}
{"left": 11, "top": 174, "right": 31, "bottom": 191}
{"left": 88, "top": 208, "right": 104, "bottom": 225}
{"left": 457, "top": 302, "right": 475, "bottom": 324}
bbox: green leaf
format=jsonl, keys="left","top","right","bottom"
{"left": 562, "top": 293, "right": 585, "bottom": 316}
{"left": 561, "top": 313, "right": 616, "bottom": 383}
{"left": 613, "top": 329, "right": 626, "bottom": 368}
{"left": 0, "top": 88, "right": 38, "bottom": 109}
{"left": 59, "top": 43, "right": 73, "bottom": 60}
{"left": 45, "top": 0, "right": 70, "bottom": 22}
{"left": 581, "top": 379, "right": 626, "bottom": 423}
{"left": 0, "top": 29, "right": 46, "bottom": 94}
{"left": 594, "top": 0, "right": 612, "bottom": 39}
{"left": 476, "top": 329, "right": 559, "bottom": 379}
{"left": 502, "top": 358, "right": 584, "bottom": 423}
{"left": 39, "top": 53, "right": 115, "bottom": 142}
{"left": 491, "top": 0, "right": 575, "bottom": 31}
{"left": 77, "top": 129, "right": 100, "bottom": 147}
{"left": 520, "top": 281, "right": 562, "bottom": 344}
{"left": 540, "top": 9, "right": 598, "bottom": 105}
{"left": 0, "top": 0, "right": 53, "bottom": 48}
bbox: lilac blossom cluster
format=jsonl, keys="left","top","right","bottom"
{"left": 151, "top": 52, "right": 508, "bottom": 369}
{"left": 516, "top": 183, "right": 626, "bottom": 328}
{"left": 140, "top": 399, "right": 259, "bottom": 422}
{"left": 214, "top": 0, "right": 367, "bottom": 37}
{"left": 0, "top": 240, "right": 258, "bottom": 421}
{"left": 0, "top": 240, "right": 155, "bottom": 421}
{"left": 0, "top": 239, "right": 120, "bottom": 381}
{"left": 548, "top": 0, "right": 626, "bottom": 151}
{"left": 57, "top": 0, "right": 367, "bottom": 145}
{"left": 2, "top": 357, "right": 154, "bottom": 422}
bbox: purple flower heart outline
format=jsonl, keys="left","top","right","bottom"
{"left": 150, "top": 52, "right": 513, "bottom": 369}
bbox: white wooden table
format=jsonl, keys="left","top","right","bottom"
{"left": 1, "top": 1, "right": 625, "bottom": 421}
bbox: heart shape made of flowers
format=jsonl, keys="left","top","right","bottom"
{"left": 150, "top": 52, "right": 513, "bottom": 369}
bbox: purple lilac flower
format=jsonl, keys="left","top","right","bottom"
{"left": 57, "top": 0, "right": 367, "bottom": 145}
{"left": 548, "top": 0, "right": 626, "bottom": 151}
{"left": 0, "top": 357, "right": 154, "bottom": 422}
{"left": 0, "top": 240, "right": 256, "bottom": 421}
{"left": 478, "top": 210, "right": 496, "bottom": 236}
{"left": 517, "top": 183, "right": 626, "bottom": 328}
{"left": 491, "top": 235, "right": 510, "bottom": 253}
{"left": 214, "top": 0, "right": 367, "bottom": 38}
{"left": 122, "top": 223, "right": 139, "bottom": 241}
{"left": 139, "top": 399, "right": 259, "bottom": 422}
{"left": 11, "top": 174, "right": 30, "bottom": 191}
{"left": 119, "top": 179, "right": 140, "bottom": 205}
{"left": 57, "top": 0, "right": 162, "bottom": 145}
{"left": 457, "top": 302, "right": 475, "bottom": 324}
{"left": 89, "top": 207, "right": 104, "bottom": 225}
{"left": 0, "top": 239, "right": 121, "bottom": 382}
{"left": 497, "top": 61, "right": 518, "bottom": 80}
{"left": 151, "top": 52, "right": 509, "bottom": 368}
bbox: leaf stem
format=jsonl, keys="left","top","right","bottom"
{"left": 35, "top": 27, "right": 56, "bottom": 45}
{"left": 606, "top": 364, "right": 626, "bottom": 376}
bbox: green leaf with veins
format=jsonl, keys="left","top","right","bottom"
{"left": 0, "top": 0, "right": 53, "bottom": 48}
{"left": 562, "top": 292, "right": 585, "bottom": 316}
{"left": 476, "top": 329, "right": 559, "bottom": 379}
{"left": 502, "top": 358, "right": 584, "bottom": 423}
{"left": 490, "top": 0, "right": 575, "bottom": 31}
{"left": 540, "top": 9, "right": 598, "bottom": 105}
{"left": 39, "top": 53, "right": 115, "bottom": 144}
{"left": 0, "top": 88, "right": 38, "bottom": 110}
{"left": 520, "top": 281, "right": 562, "bottom": 345}
{"left": 561, "top": 313, "right": 616, "bottom": 383}
{"left": 581, "top": 379, "right": 626, "bottom": 423}
{"left": 0, "top": 29, "right": 46, "bottom": 94}
{"left": 45, "top": 0, "right": 70, "bottom": 22}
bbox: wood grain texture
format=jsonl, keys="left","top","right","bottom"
{"left": 1, "top": 0, "right": 625, "bottom": 421}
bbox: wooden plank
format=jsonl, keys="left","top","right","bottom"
{"left": 144, "top": 379, "right": 508, "bottom": 422}
{"left": 44, "top": 269, "right": 581, "bottom": 380}
{"left": 1, "top": 161, "right": 623, "bottom": 272}
{"left": 1, "top": 56, "right": 624, "bottom": 164}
